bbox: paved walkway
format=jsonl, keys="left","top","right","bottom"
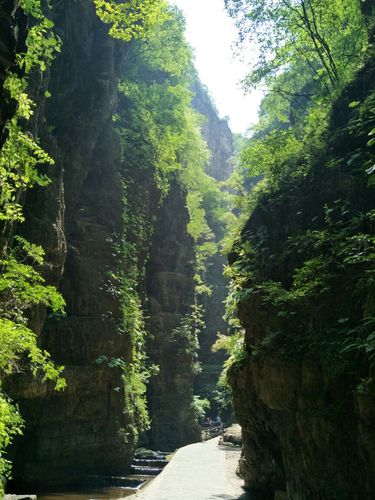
{"left": 131, "top": 437, "right": 250, "bottom": 500}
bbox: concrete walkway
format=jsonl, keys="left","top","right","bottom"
{"left": 132, "top": 437, "right": 249, "bottom": 500}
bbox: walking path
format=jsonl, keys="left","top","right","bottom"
{"left": 131, "top": 437, "right": 249, "bottom": 500}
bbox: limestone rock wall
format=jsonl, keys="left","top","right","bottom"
{"left": 229, "top": 46, "right": 375, "bottom": 499}
{"left": 8, "top": 1, "right": 132, "bottom": 487}
{"left": 3, "top": 1, "right": 234, "bottom": 489}
{"left": 192, "top": 79, "right": 233, "bottom": 181}
{"left": 192, "top": 80, "right": 233, "bottom": 413}
{"left": 146, "top": 181, "right": 201, "bottom": 449}
{"left": 137, "top": 80, "right": 235, "bottom": 448}
{"left": 4, "top": 0, "right": 205, "bottom": 487}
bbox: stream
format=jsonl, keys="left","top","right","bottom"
{"left": 37, "top": 487, "right": 135, "bottom": 499}
{"left": 34, "top": 454, "right": 169, "bottom": 499}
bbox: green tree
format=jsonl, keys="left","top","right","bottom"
{"left": 219, "top": 0, "right": 375, "bottom": 390}
{"left": 225, "top": 0, "right": 367, "bottom": 92}
{"left": 93, "top": 0, "right": 168, "bottom": 41}
{"left": 225, "top": 0, "right": 368, "bottom": 197}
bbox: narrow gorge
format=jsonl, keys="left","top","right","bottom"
{"left": 0, "top": 1, "right": 374, "bottom": 499}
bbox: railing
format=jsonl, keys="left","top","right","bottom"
{"left": 201, "top": 425, "right": 224, "bottom": 441}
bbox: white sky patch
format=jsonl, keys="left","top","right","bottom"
{"left": 168, "top": 0, "right": 263, "bottom": 134}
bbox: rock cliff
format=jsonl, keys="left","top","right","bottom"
{"left": 228, "top": 43, "right": 375, "bottom": 500}
{"left": 145, "top": 182, "right": 200, "bottom": 449}
{"left": 8, "top": 1, "right": 132, "bottom": 488}
{"left": 2, "top": 1, "right": 234, "bottom": 489}
{"left": 0, "top": 1, "right": 27, "bottom": 147}
{"left": 192, "top": 79, "right": 233, "bottom": 181}
{"left": 192, "top": 80, "right": 233, "bottom": 415}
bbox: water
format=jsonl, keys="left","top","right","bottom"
{"left": 32, "top": 453, "right": 168, "bottom": 499}
{"left": 37, "top": 486, "right": 136, "bottom": 499}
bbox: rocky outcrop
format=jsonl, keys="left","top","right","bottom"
{"left": 220, "top": 424, "right": 242, "bottom": 447}
{"left": 8, "top": 1, "right": 132, "bottom": 488}
{"left": 133, "top": 80, "right": 235, "bottom": 449}
{"left": 146, "top": 181, "right": 201, "bottom": 449}
{"left": 228, "top": 45, "right": 375, "bottom": 499}
{"left": 192, "top": 79, "right": 233, "bottom": 181}
{"left": 193, "top": 81, "right": 233, "bottom": 416}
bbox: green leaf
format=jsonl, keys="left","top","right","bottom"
{"left": 349, "top": 101, "right": 360, "bottom": 108}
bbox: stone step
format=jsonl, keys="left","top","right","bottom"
{"left": 132, "top": 458, "right": 169, "bottom": 468}
{"left": 134, "top": 449, "right": 172, "bottom": 459}
{"left": 130, "top": 465, "right": 163, "bottom": 476}
{"left": 124, "top": 474, "right": 153, "bottom": 482}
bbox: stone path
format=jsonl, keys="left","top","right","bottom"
{"left": 131, "top": 437, "right": 250, "bottom": 500}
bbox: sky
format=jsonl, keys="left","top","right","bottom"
{"left": 169, "top": 0, "right": 263, "bottom": 134}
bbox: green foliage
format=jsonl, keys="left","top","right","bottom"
{"left": 0, "top": 393, "right": 23, "bottom": 494}
{"left": 0, "top": 74, "right": 57, "bottom": 229}
{"left": 0, "top": 237, "right": 66, "bottom": 486}
{"left": 220, "top": 2, "right": 375, "bottom": 402}
{"left": 226, "top": 0, "right": 367, "bottom": 91}
{"left": 93, "top": 0, "right": 168, "bottom": 42}
{"left": 0, "top": 319, "right": 65, "bottom": 387}
{"left": 120, "top": 242, "right": 155, "bottom": 441}
{"left": 228, "top": 196, "right": 375, "bottom": 384}
{"left": 192, "top": 395, "right": 210, "bottom": 421}
{"left": 0, "top": 0, "right": 64, "bottom": 489}
{"left": 0, "top": 247, "right": 65, "bottom": 321}
{"left": 0, "top": 0, "right": 60, "bottom": 228}
{"left": 116, "top": 6, "right": 228, "bottom": 298}
{"left": 211, "top": 370, "right": 232, "bottom": 416}
{"left": 347, "top": 92, "right": 375, "bottom": 185}
{"left": 20, "top": 17, "right": 61, "bottom": 73}
{"left": 212, "top": 331, "right": 246, "bottom": 369}
{"left": 104, "top": 211, "right": 156, "bottom": 446}
{"left": 224, "top": 0, "right": 369, "bottom": 223}
{"left": 169, "top": 305, "right": 204, "bottom": 375}
{"left": 116, "top": 8, "right": 209, "bottom": 198}
{"left": 240, "top": 129, "right": 303, "bottom": 178}
{"left": 96, "top": 351, "right": 157, "bottom": 445}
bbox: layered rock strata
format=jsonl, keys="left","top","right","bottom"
{"left": 229, "top": 45, "right": 375, "bottom": 500}
{"left": 193, "top": 80, "right": 233, "bottom": 414}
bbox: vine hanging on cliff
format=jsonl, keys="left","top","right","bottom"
{"left": 0, "top": 1, "right": 64, "bottom": 492}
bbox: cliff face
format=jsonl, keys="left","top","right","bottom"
{"left": 146, "top": 182, "right": 200, "bottom": 449}
{"left": 4, "top": 1, "right": 208, "bottom": 488}
{"left": 229, "top": 47, "right": 375, "bottom": 499}
{"left": 192, "top": 79, "right": 233, "bottom": 181}
{"left": 192, "top": 81, "right": 233, "bottom": 414}
{"left": 9, "top": 2, "right": 131, "bottom": 487}
{"left": 2, "top": 1, "right": 235, "bottom": 489}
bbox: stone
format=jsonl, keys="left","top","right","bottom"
{"left": 220, "top": 424, "right": 242, "bottom": 447}
{"left": 145, "top": 182, "right": 201, "bottom": 450}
